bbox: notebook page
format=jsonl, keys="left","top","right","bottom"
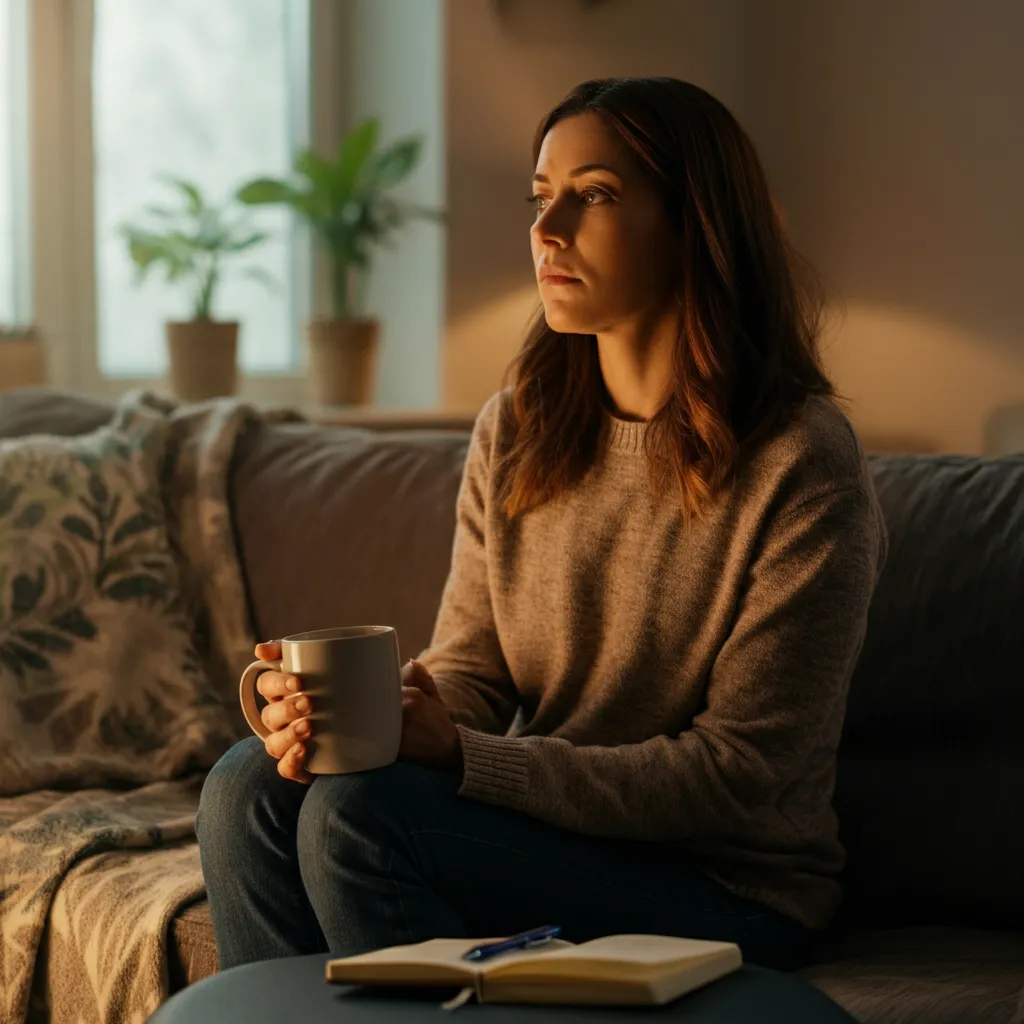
{"left": 326, "top": 937, "right": 576, "bottom": 984}
{"left": 521, "top": 934, "right": 737, "bottom": 964}
{"left": 482, "top": 934, "right": 740, "bottom": 984}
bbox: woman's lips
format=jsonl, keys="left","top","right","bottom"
{"left": 540, "top": 273, "right": 582, "bottom": 286}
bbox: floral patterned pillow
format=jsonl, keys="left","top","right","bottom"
{"left": 0, "top": 403, "right": 237, "bottom": 795}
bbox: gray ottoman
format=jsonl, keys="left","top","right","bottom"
{"left": 149, "top": 953, "right": 856, "bottom": 1022}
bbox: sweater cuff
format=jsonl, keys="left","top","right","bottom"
{"left": 456, "top": 726, "right": 530, "bottom": 811}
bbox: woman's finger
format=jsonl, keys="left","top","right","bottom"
{"left": 404, "top": 660, "right": 439, "bottom": 697}
{"left": 255, "top": 640, "right": 283, "bottom": 661}
{"left": 278, "top": 741, "right": 313, "bottom": 785}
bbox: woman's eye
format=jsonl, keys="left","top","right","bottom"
{"left": 526, "top": 189, "right": 609, "bottom": 213}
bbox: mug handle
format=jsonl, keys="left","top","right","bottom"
{"left": 239, "top": 659, "right": 282, "bottom": 740}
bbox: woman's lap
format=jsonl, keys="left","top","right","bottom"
{"left": 200, "top": 737, "right": 810, "bottom": 970}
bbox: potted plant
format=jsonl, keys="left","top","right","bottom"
{"left": 121, "top": 176, "right": 274, "bottom": 402}
{"left": 0, "top": 323, "right": 46, "bottom": 393}
{"left": 237, "top": 118, "right": 442, "bottom": 406}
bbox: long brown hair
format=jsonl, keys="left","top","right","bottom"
{"left": 500, "top": 77, "right": 840, "bottom": 521}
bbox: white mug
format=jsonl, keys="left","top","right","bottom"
{"left": 238, "top": 625, "right": 403, "bottom": 774}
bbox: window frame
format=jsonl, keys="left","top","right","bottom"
{"left": 28, "top": 0, "right": 344, "bottom": 404}
{"left": 0, "top": 0, "right": 31, "bottom": 325}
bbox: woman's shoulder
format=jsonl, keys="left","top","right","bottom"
{"left": 470, "top": 387, "right": 517, "bottom": 450}
{"left": 737, "top": 394, "right": 873, "bottom": 508}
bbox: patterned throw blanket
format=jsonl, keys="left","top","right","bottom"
{"left": 0, "top": 393, "right": 301, "bottom": 1023}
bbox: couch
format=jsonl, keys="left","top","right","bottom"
{"left": 3, "top": 390, "right": 1023, "bottom": 1024}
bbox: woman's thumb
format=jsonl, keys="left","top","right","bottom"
{"left": 407, "top": 659, "right": 439, "bottom": 697}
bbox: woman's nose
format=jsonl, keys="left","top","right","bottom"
{"left": 533, "top": 206, "right": 573, "bottom": 249}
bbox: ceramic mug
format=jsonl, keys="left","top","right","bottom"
{"left": 238, "top": 625, "right": 403, "bottom": 774}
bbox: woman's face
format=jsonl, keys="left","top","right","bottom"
{"left": 529, "top": 112, "right": 678, "bottom": 335}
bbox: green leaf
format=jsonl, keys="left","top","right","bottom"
{"left": 52, "top": 607, "right": 97, "bottom": 639}
{"left": 16, "top": 629, "right": 73, "bottom": 654}
{"left": 104, "top": 575, "right": 168, "bottom": 602}
{"left": 161, "top": 175, "right": 205, "bottom": 216}
{"left": 61, "top": 515, "right": 97, "bottom": 543}
{"left": 336, "top": 119, "right": 379, "bottom": 199}
{"left": 237, "top": 178, "right": 301, "bottom": 206}
{"left": 194, "top": 208, "right": 230, "bottom": 251}
{"left": 224, "top": 230, "right": 267, "bottom": 253}
{"left": 362, "top": 136, "right": 422, "bottom": 193}
{"left": 11, "top": 568, "right": 45, "bottom": 615}
{"left": 295, "top": 149, "right": 343, "bottom": 212}
{"left": 123, "top": 230, "right": 196, "bottom": 282}
{"left": 111, "top": 512, "right": 155, "bottom": 546}
{"left": 240, "top": 265, "right": 279, "bottom": 292}
{"left": 13, "top": 503, "right": 44, "bottom": 529}
{"left": 124, "top": 236, "right": 160, "bottom": 272}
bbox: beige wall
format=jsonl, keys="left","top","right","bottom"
{"left": 443, "top": 0, "right": 1024, "bottom": 453}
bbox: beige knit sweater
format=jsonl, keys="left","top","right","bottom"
{"left": 417, "top": 388, "right": 888, "bottom": 930}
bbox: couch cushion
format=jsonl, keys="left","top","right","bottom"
{"left": 230, "top": 423, "right": 468, "bottom": 663}
{"left": 0, "top": 401, "right": 238, "bottom": 794}
{"left": 835, "top": 454, "right": 1024, "bottom": 930}
{"left": 168, "top": 898, "right": 219, "bottom": 992}
{"left": 0, "top": 387, "right": 115, "bottom": 438}
{"left": 801, "top": 927, "right": 1024, "bottom": 1024}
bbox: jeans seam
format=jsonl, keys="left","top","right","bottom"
{"left": 406, "top": 828, "right": 751, "bottom": 920}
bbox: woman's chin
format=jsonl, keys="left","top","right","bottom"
{"left": 543, "top": 307, "right": 595, "bottom": 335}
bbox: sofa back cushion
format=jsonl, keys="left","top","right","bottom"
{"left": 0, "top": 389, "right": 115, "bottom": 439}
{"left": 834, "top": 453, "right": 1024, "bottom": 930}
{"left": 230, "top": 422, "right": 467, "bottom": 663}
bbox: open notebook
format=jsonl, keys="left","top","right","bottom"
{"left": 325, "top": 934, "right": 742, "bottom": 1009}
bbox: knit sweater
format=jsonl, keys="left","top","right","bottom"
{"left": 417, "top": 388, "right": 889, "bottom": 930}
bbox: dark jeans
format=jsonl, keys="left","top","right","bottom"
{"left": 196, "top": 736, "right": 811, "bottom": 972}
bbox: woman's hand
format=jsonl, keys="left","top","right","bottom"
{"left": 252, "top": 643, "right": 460, "bottom": 782}
{"left": 253, "top": 641, "right": 314, "bottom": 785}
{"left": 400, "top": 660, "right": 463, "bottom": 773}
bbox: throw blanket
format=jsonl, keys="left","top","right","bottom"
{"left": 0, "top": 393, "right": 301, "bottom": 1024}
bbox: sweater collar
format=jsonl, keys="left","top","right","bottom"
{"left": 605, "top": 413, "right": 649, "bottom": 454}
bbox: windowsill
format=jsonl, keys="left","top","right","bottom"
{"left": 57, "top": 375, "right": 479, "bottom": 433}
{"left": 305, "top": 405, "right": 478, "bottom": 432}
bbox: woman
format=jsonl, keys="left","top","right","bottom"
{"left": 197, "top": 77, "right": 887, "bottom": 973}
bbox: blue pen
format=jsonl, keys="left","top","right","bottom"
{"left": 462, "top": 924, "right": 562, "bottom": 962}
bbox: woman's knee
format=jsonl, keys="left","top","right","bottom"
{"left": 196, "top": 735, "right": 288, "bottom": 845}
{"left": 295, "top": 761, "right": 457, "bottom": 863}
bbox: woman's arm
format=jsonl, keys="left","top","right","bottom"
{"left": 452, "top": 483, "right": 886, "bottom": 842}
{"left": 416, "top": 394, "right": 519, "bottom": 735}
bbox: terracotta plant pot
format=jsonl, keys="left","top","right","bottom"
{"left": 165, "top": 320, "right": 239, "bottom": 402}
{"left": 307, "top": 318, "right": 380, "bottom": 406}
{"left": 0, "top": 331, "right": 47, "bottom": 393}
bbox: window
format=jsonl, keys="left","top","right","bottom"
{"left": 0, "top": 0, "right": 29, "bottom": 326}
{"left": 91, "top": 0, "right": 310, "bottom": 376}
{"left": 20, "top": 0, "right": 440, "bottom": 404}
